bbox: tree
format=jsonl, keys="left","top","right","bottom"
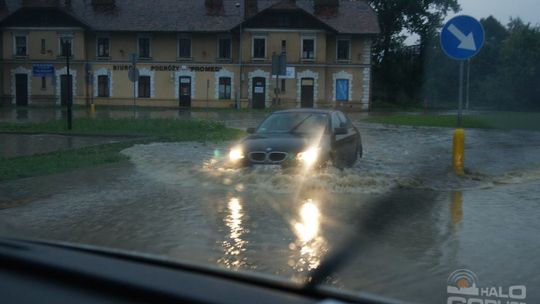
{"left": 423, "top": 16, "right": 540, "bottom": 110}
{"left": 499, "top": 19, "right": 540, "bottom": 109}
{"left": 368, "top": 0, "right": 460, "bottom": 106}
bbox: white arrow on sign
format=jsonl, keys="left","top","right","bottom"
{"left": 448, "top": 24, "right": 477, "bottom": 51}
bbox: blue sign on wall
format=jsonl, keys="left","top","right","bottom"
{"left": 441, "top": 15, "right": 485, "bottom": 60}
{"left": 32, "top": 63, "right": 55, "bottom": 77}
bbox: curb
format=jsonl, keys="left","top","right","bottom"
{"left": 0, "top": 131, "right": 149, "bottom": 138}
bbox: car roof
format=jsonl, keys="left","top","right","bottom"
{"left": 272, "top": 108, "right": 338, "bottom": 115}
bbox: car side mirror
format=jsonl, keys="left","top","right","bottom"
{"left": 246, "top": 127, "right": 256, "bottom": 134}
{"left": 334, "top": 127, "right": 347, "bottom": 135}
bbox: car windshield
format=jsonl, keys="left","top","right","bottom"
{"left": 1, "top": 1, "right": 540, "bottom": 303}
{"left": 256, "top": 112, "right": 328, "bottom": 134}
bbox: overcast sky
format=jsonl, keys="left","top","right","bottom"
{"left": 406, "top": 0, "right": 540, "bottom": 44}
{"left": 450, "top": 0, "right": 540, "bottom": 26}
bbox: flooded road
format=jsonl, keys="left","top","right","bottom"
{"left": 1, "top": 124, "right": 540, "bottom": 303}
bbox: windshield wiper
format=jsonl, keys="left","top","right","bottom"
{"left": 288, "top": 115, "right": 313, "bottom": 134}
{"left": 302, "top": 160, "right": 438, "bottom": 293}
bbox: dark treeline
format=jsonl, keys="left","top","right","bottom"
{"left": 369, "top": 0, "right": 540, "bottom": 110}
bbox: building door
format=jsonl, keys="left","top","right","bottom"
{"left": 60, "top": 75, "right": 73, "bottom": 106}
{"left": 252, "top": 77, "right": 265, "bottom": 109}
{"left": 15, "top": 74, "right": 28, "bottom": 106}
{"left": 336, "top": 79, "right": 349, "bottom": 102}
{"left": 179, "top": 76, "right": 191, "bottom": 107}
{"left": 300, "top": 78, "right": 314, "bottom": 108}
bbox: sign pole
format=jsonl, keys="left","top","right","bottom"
{"left": 465, "top": 58, "right": 471, "bottom": 110}
{"left": 130, "top": 53, "right": 137, "bottom": 118}
{"left": 133, "top": 77, "right": 136, "bottom": 117}
{"left": 458, "top": 60, "right": 464, "bottom": 127}
{"left": 440, "top": 15, "right": 485, "bottom": 175}
{"left": 64, "top": 41, "right": 72, "bottom": 131}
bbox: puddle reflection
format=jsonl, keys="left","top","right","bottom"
{"left": 450, "top": 191, "right": 463, "bottom": 226}
{"left": 218, "top": 197, "right": 248, "bottom": 269}
{"left": 290, "top": 199, "right": 327, "bottom": 273}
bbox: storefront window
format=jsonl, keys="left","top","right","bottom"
{"left": 219, "top": 77, "right": 231, "bottom": 99}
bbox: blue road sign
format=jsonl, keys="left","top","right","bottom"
{"left": 32, "top": 63, "right": 55, "bottom": 77}
{"left": 441, "top": 15, "right": 485, "bottom": 60}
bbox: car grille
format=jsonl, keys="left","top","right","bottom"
{"left": 268, "top": 152, "right": 287, "bottom": 162}
{"left": 249, "top": 152, "right": 267, "bottom": 162}
{"left": 248, "top": 151, "right": 288, "bottom": 164}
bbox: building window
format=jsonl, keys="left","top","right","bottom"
{"left": 178, "top": 37, "right": 191, "bottom": 58}
{"left": 253, "top": 37, "right": 266, "bottom": 59}
{"left": 138, "top": 37, "right": 151, "bottom": 58}
{"left": 59, "top": 37, "right": 73, "bottom": 57}
{"left": 14, "top": 36, "right": 27, "bottom": 56}
{"left": 138, "top": 76, "right": 151, "bottom": 98}
{"left": 302, "top": 38, "right": 315, "bottom": 60}
{"left": 219, "top": 77, "right": 231, "bottom": 99}
{"left": 280, "top": 78, "right": 286, "bottom": 93}
{"left": 337, "top": 39, "right": 350, "bottom": 60}
{"left": 281, "top": 40, "right": 287, "bottom": 54}
{"left": 41, "top": 77, "right": 46, "bottom": 90}
{"left": 336, "top": 79, "right": 349, "bottom": 101}
{"left": 218, "top": 38, "right": 231, "bottom": 59}
{"left": 97, "top": 75, "right": 110, "bottom": 97}
{"left": 97, "top": 37, "right": 110, "bottom": 58}
{"left": 40, "top": 39, "right": 46, "bottom": 54}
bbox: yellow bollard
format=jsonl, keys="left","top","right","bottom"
{"left": 90, "top": 103, "right": 96, "bottom": 114}
{"left": 452, "top": 128, "right": 465, "bottom": 175}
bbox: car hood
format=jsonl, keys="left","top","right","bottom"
{"left": 241, "top": 133, "right": 316, "bottom": 153}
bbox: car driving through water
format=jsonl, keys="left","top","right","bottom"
{"left": 228, "top": 109, "right": 362, "bottom": 168}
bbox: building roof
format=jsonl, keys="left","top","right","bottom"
{"left": 0, "top": 0, "right": 379, "bottom": 34}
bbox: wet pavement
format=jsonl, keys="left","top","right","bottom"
{"left": 1, "top": 117, "right": 540, "bottom": 303}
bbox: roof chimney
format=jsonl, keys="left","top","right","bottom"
{"left": 205, "top": 0, "right": 224, "bottom": 16}
{"left": 244, "top": 0, "right": 257, "bottom": 19}
{"left": 314, "top": 0, "right": 339, "bottom": 16}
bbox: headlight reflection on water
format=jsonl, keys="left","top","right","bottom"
{"left": 218, "top": 197, "right": 248, "bottom": 269}
{"left": 290, "top": 199, "right": 327, "bottom": 273}
{"left": 294, "top": 200, "right": 320, "bottom": 243}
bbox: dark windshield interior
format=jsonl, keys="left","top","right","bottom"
{"left": 257, "top": 113, "right": 329, "bottom": 134}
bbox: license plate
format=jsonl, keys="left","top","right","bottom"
{"left": 252, "top": 164, "right": 281, "bottom": 171}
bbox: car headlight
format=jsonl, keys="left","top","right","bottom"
{"left": 229, "top": 148, "right": 244, "bottom": 161}
{"left": 297, "top": 147, "right": 320, "bottom": 166}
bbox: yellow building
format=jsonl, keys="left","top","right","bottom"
{"left": 0, "top": 0, "right": 379, "bottom": 110}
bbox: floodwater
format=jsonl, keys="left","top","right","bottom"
{"left": 1, "top": 124, "right": 540, "bottom": 303}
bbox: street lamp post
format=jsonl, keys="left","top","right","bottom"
{"left": 63, "top": 40, "right": 72, "bottom": 130}
{"left": 236, "top": 2, "right": 243, "bottom": 110}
